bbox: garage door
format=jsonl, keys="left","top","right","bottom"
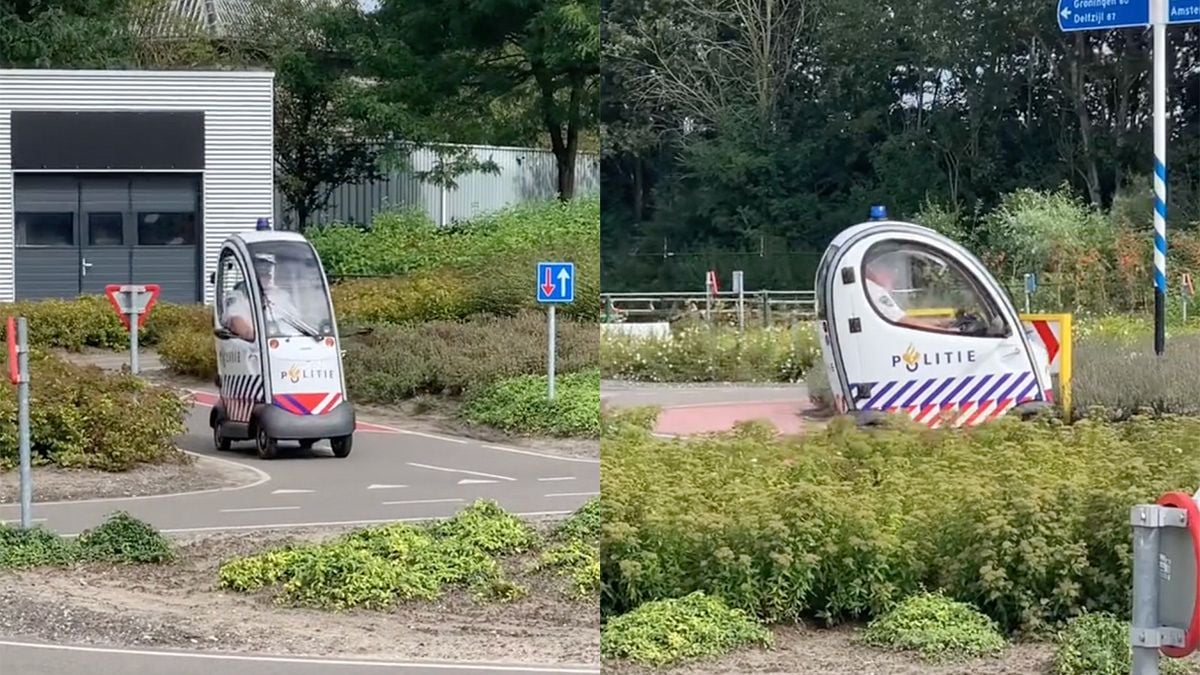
{"left": 14, "top": 174, "right": 202, "bottom": 303}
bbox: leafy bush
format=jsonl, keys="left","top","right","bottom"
{"left": 1053, "top": 612, "right": 1194, "bottom": 675}
{"left": 555, "top": 497, "right": 601, "bottom": 543}
{"left": 0, "top": 512, "right": 171, "bottom": 568}
{"left": 461, "top": 369, "right": 600, "bottom": 437}
{"left": 344, "top": 312, "right": 597, "bottom": 402}
{"left": 157, "top": 327, "right": 217, "bottom": 379}
{"left": 0, "top": 297, "right": 209, "bottom": 352}
{"left": 601, "top": 414, "right": 1200, "bottom": 632}
{"left": 0, "top": 353, "right": 187, "bottom": 471}
{"left": 601, "top": 323, "right": 819, "bottom": 383}
{"left": 75, "top": 511, "right": 174, "bottom": 563}
{"left": 600, "top": 591, "right": 772, "bottom": 666}
{"left": 331, "top": 269, "right": 481, "bottom": 324}
{"left": 862, "top": 592, "right": 1007, "bottom": 660}
{"left": 218, "top": 500, "right": 547, "bottom": 611}
{"left": 536, "top": 500, "right": 601, "bottom": 600}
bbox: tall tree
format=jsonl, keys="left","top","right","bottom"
{"left": 368, "top": 0, "right": 600, "bottom": 199}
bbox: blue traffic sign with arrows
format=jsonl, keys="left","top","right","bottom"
{"left": 1057, "top": 0, "right": 1149, "bottom": 31}
{"left": 536, "top": 262, "right": 575, "bottom": 304}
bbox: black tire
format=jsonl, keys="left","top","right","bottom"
{"left": 213, "top": 422, "right": 231, "bottom": 452}
{"left": 330, "top": 435, "right": 353, "bottom": 458}
{"left": 256, "top": 426, "right": 278, "bottom": 460}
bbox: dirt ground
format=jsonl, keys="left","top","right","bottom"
{"left": 0, "top": 451, "right": 259, "bottom": 505}
{"left": 0, "top": 525, "right": 599, "bottom": 666}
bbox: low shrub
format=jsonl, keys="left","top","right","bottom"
{"left": 600, "top": 591, "right": 772, "bottom": 666}
{"left": 157, "top": 327, "right": 217, "bottom": 380}
{"left": 555, "top": 497, "right": 600, "bottom": 543}
{"left": 1052, "top": 612, "right": 1194, "bottom": 675}
{"left": 218, "top": 500, "right": 548, "bottom": 611}
{"left": 1072, "top": 332, "right": 1200, "bottom": 419}
{"left": 0, "top": 353, "right": 187, "bottom": 471}
{"left": 344, "top": 312, "right": 597, "bottom": 402}
{"left": 75, "top": 511, "right": 174, "bottom": 563}
{"left": 331, "top": 269, "right": 481, "bottom": 324}
{"left": 537, "top": 499, "right": 601, "bottom": 600}
{"left": 460, "top": 369, "right": 600, "bottom": 437}
{"left": 0, "top": 297, "right": 209, "bottom": 352}
{"left": 601, "top": 414, "right": 1200, "bottom": 632}
{"left": 0, "top": 512, "right": 171, "bottom": 568}
{"left": 862, "top": 592, "right": 1007, "bottom": 661}
{"left": 601, "top": 323, "right": 819, "bottom": 383}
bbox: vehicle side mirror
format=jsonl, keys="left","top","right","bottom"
{"left": 213, "top": 327, "right": 235, "bottom": 340}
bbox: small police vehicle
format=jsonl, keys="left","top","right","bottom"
{"left": 210, "top": 218, "right": 355, "bottom": 458}
{"left": 814, "top": 206, "right": 1053, "bottom": 428}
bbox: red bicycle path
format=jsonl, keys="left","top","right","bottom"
{"left": 601, "top": 382, "right": 815, "bottom": 436}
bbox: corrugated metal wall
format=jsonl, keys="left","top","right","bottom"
{"left": 0, "top": 69, "right": 275, "bottom": 304}
{"left": 274, "top": 144, "right": 600, "bottom": 229}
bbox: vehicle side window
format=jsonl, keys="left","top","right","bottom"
{"left": 861, "top": 240, "right": 1006, "bottom": 337}
{"left": 216, "top": 251, "right": 250, "bottom": 328}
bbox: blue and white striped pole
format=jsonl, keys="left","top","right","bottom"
{"left": 1154, "top": 0, "right": 1168, "bottom": 357}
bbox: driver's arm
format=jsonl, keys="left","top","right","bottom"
{"left": 224, "top": 295, "right": 256, "bottom": 341}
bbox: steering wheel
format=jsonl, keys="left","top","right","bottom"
{"left": 951, "top": 312, "right": 987, "bottom": 335}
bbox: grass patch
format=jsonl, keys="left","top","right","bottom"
{"left": 460, "top": 369, "right": 600, "bottom": 437}
{"left": 862, "top": 592, "right": 1007, "bottom": 661}
{"left": 1052, "top": 612, "right": 1194, "bottom": 675}
{"left": 218, "top": 500, "right": 597, "bottom": 611}
{"left": 0, "top": 512, "right": 173, "bottom": 568}
{"left": 600, "top": 591, "right": 772, "bottom": 666}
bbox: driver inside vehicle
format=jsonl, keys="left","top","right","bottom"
{"left": 224, "top": 253, "right": 303, "bottom": 341}
{"left": 864, "top": 264, "right": 959, "bottom": 330}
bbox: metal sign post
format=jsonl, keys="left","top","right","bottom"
{"left": 733, "top": 270, "right": 745, "bottom": 333}
{"left": 1058, "top": 0, "right": 1200, "bottom": 356}
{"left": 1023, "top": 273, "right": 1037, "bottom": 314}
{"left": 104, "top": 284, "right": 161, "bottom": 375}
{"left": 536, "top": 262, "right": 575, "bottom": 401}
{"left": 1183, "top": 273, "right": 1194, "bottom": 322}
{"left": 7, "top": 316, "right": 31, "bottom": 528}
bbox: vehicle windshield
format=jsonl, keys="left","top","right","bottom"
{"left": 246, "top": 240, "right": 334, "bottom": 339}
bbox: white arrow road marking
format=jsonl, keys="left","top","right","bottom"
{"left": 407, "top": 462, "right": 516, "bottom": 481}
{"left": 271, "top": 489, "right": 314, "bottom": 494}
{"left": 220, "top": 506, "right": 301, "bottom": 513}
{"left": 367, "top": 484, "right": 408, "bottom": 490}
{"left": 538, "top": 476, "right": 576, "bottom": 482}
{"left": 458, "top": 478, "right": 498, "bottom": 485}
{"left": 381, "top": 498, "right": 465, "bottom": 506}
{"left": 544, "top": 491, "right": 599, "bottom": 498}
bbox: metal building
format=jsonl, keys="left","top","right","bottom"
{"left": 0, "top": 69, "right": 275, "bottom": 304}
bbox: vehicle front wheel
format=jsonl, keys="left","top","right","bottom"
{"left": 256, "top": 427, "right": 278, "bottom": 460}
{"left": 213, "top": 423, "right": 231, "bottom": 452}
{"left": 330, "top": 435, "right": 352, "bottom": 458}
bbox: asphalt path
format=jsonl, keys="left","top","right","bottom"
{"left": 0, "top": 641, "right": 599, "bottom": 674}
{"left": 0, "top": 390, "right": 599, "bottom": 535}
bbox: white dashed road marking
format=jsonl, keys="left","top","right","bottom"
{"left": 367, "top": 484, "right": 408, "bottom": 490}
{"left": 407, "top": 462, "right": 516, "bottom": 482}
{"left": 381, "top": 498, "right": 465, "bottom": 506}
{"left": 537, "top": 477, "right": 576, "bottom": 482}
{"left": 220, "top": 506, "right": 301, "bottom": 513}
{"left": 271, "top": 489, "right": 314, "bottom": 494}
{"left": 543, "top": 492, "right": 598, "bottom": 498}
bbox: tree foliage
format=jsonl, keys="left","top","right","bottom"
{"left": 602, "top": 0, "right": 1200, "bottom": 290}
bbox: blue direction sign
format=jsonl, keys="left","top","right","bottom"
{"left": 1057, "top": 0, "right": 1149, "bottom": 31}
{"left": 1171, "top": 0, "right": 1200, "bottom": 23}
{"left": 536, "top": 262, "right": 575, "bottom": 304}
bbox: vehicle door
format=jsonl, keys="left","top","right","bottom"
{"left": 214, "top": 247, "right": 266, "bottom": 424}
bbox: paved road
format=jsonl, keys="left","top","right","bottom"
{"left": 602, "top": 380, "right": 813, "bottom": 435}
{"left": 0, "top": 641, "right": 599, "bottom": 674}
{"left": 0, "top": 391, "right": 598, "bottom": 535}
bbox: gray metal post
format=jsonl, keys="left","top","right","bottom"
{"left": 128, "top": 290, "right": 139, "bottom": 375}
{"left": 547, "top": 304, "right": 556, "bottom": 401}
{"left": 17, "top": 317, "right": 31, "bottom": 529}
{"left": 1132, "top": 504, "right": 1162, "bottom": 675}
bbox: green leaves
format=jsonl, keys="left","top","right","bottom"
{"left": 600, "top": 591, "right": 772, "bottom": 666}
{"left": 460, "top": 369, "right": 600, "bottom": 437}
{"left": 863, "top": 592, "right": 1008, "bottom": 661}
{"left": 0, "top": 512, "right": 173, "bottom": 569}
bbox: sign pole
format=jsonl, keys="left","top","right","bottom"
{"left": 1154, "top": 0, "right": 1168, "bottom": 356}
{"left": 17, "top": 317, "right": 31, "bottom": 529}
{"left": 547, "top": 304, "right": 556, "bottom": 401}
{"left": 128, "top": 288, "right": 139, "bottom": 375}
{"left": 1132, "top": 504, "right": 1163, "bottom": 675}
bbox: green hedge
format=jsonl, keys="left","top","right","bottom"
{"left": 601, "top": 323, "right": 820, "bottom": 382}
{"left": 601, "top": 414, "right": 1200, "bottom": 633}
{"left": 461, "top": 369, "right": 600, "bottom": 437}
{"left": 0, "top": 297, "right": 210, "bottom": 352}
{"left": 0, "top": 352, "right": 187, "bottom": 471}
{"left": 1, "top": 512, "right": 173, "bottom": 568}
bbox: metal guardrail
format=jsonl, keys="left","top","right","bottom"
{"left": 601, "top": 290, "right": 817, "bottom": 326}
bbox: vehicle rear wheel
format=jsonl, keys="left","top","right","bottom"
{"left": 330, "top": 435, "right": 352, "bottom": 458}
{"left": 256, "top": 427, "right": 278, "bottom": 460}
{"left": 213, "top": 423, "right": 231, "bottom": 452}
